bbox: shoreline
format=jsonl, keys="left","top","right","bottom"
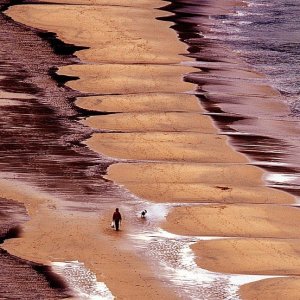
{"left": 1, "top": 0, "right": 300, "bottom": 299}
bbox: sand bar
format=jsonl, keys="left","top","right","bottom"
{"left": 57, "top": 64, "right": 194, "bottom": 94}
{"left": 117, "top": 183, "right": 293, "bottom": 203}
{"left": 6, "top": 4, "right": 192, "bottom": 65}
{"left": 75, "top": 93, "right": 203, "bottom": 113}
{"left": 239, "top": 277, "right": 300, "bottom": 300}
{"left": 82, "top": 112, "right": 217, "bottom": 133}
{"left": 107, "top": 162, "right": 265, "bottom": 186}
{"left": 85, "top": 132, "right": 248, "bottom": 163}
{"left": 163, "top": 204, "right": 300, "bottom": 238}
{"left": 31, "top": 0, "right": 164, "bottom": 8}
{"left": 192, "top": 238, "right": 300, "bottom": 275}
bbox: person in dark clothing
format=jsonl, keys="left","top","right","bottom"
{"left": 112, "top": 208, "right": 122, "bottom": 231}
{"left": 141, "top": 209, "right": 147, "bottom": 218}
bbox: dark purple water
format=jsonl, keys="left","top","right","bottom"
{"left": 213, "top": 0, "right": 300, "bottom": 116}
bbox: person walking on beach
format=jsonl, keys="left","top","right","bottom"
{"left": 112, "top": 208, "right": 122, "bottom": 231}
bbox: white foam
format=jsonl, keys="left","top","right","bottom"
{"left": 128, "top": 218, "right": 279, "bottom": 300}
{"left": 52, "top": 261, "right": 114, "bottom": 300}
{"left": 265, "top": 172, "right": 299, "bottom": 184}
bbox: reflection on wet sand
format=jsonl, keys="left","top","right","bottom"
{"left": 2, "top": 0, "right": 300, "bottom": 299}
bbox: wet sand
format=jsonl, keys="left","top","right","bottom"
{"left": 0, "top": 184, "right": 70, "bottom": 298}
{"left": 0, "top": 178, "right": 176, "bottom": 299}
{"left": 3, "top": 0, "right": 196, "bottom": 298}
{"left": 3, "top": 0, "right": 300, "bottom": 299}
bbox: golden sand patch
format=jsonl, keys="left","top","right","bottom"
{"left": 85, "top": 132, "right": 248, "bottom": 163}
{"left": 75, "top": 93, "right": 203, "bottom": 113}
{"left": 239, "top": 277, "right": 300, "bottom": 300}
{"left": 6, "top": 4, "right": 191, "bottom": 64}
{"left": 118, "top": 182, "right": 293, "bottom": 204}
{"left": 107, "top": 162, "right": 264, "bottom": 186}
{"left": 33, "top": 0, "right": 163, "bottom": 8}
{"left": 192, "top": 238, "right": 300, "bottom": 275}
{"left": 57, "top": 64, "right": 194, "bottom": 94}
{"left": 163, "top": 204, "right": 300, "bottom": 237}
{"left": 82, "top": 112, "right": 216, "bottom": 133}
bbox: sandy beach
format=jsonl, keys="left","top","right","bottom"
{"left": 1, "top": 0, "right": 299, "bottom": 299}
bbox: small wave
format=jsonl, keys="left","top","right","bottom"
{"left": 233, "top": 10, "right": 264, "bottom": 17}
{"left": 130, "top": 227, "right": 281, "bottom": 300}
{"left": 52, "top": 261, "right": 114, "bottom": 299}
{"left": 247, "top": 1, "right": 273, "bottom": 8}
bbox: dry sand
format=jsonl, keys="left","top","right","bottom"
{"left": 4, "top": 0, "right": 299, "bottom": 299}
{"left": 75, "top": 93, "right": 203, "bottom": 113}
{"left": 107, "top": 162, "right": 267, "bottom": 186}
{"left": 239, "top": 277, "right": 300, "bottom": 300}
{"left": 85, "top": 132, "right": 248, "bottom": 163}
{"left": 7, "top": 4, "right": 191, "bottom": 65}
{"left": 192, "top": 238, "right": 300, "bottom": 275}
{"left": 57, "top": 64, "right": 194, "bottom": 94}
{"left": 82, "top": 112, "right": 217, "bottom": 133}
{"left": 163, "top": 204, "right": 300, "bottom": 238}
{"left": 114, "top": 183, "right": 293, "bottom": 203}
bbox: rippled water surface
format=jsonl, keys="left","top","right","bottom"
{"left": 213, "top": 0, "right": 300, "bottom": 115}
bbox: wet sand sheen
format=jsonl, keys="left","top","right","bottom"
{"left": 4, "top": 1, "right": 195, "bottom": 298}
{"left": 0, "top": 179, "right": 175, "bottom": 299}
{"left": 4, "top": 0, "right": 299, "bottom": 299}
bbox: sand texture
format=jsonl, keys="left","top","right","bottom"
{"left": 163, "top": 204, "right": 300, "bottom": 238}
{"left": 4, "top": 0, "right": 299, "bottom": 299}
{"left": 6, "top": 4, "right": 191, "bottom": 65}
{"left": 192, "top": 238, "right": 300, "bottom": 275}
{"left": 76, "top": 93, "right": 204, "bottom": 113}
{"left": 4, "top": 1, "right": 197, "bottom": 298}
{"left": 239, "top": 277, "right": 300, "bottom": 300}
{"left": 0, "top": 180, "right": 176, "bottom": 299}
{"left": 85, "top": 132, "right": 248, "bottom": 163}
